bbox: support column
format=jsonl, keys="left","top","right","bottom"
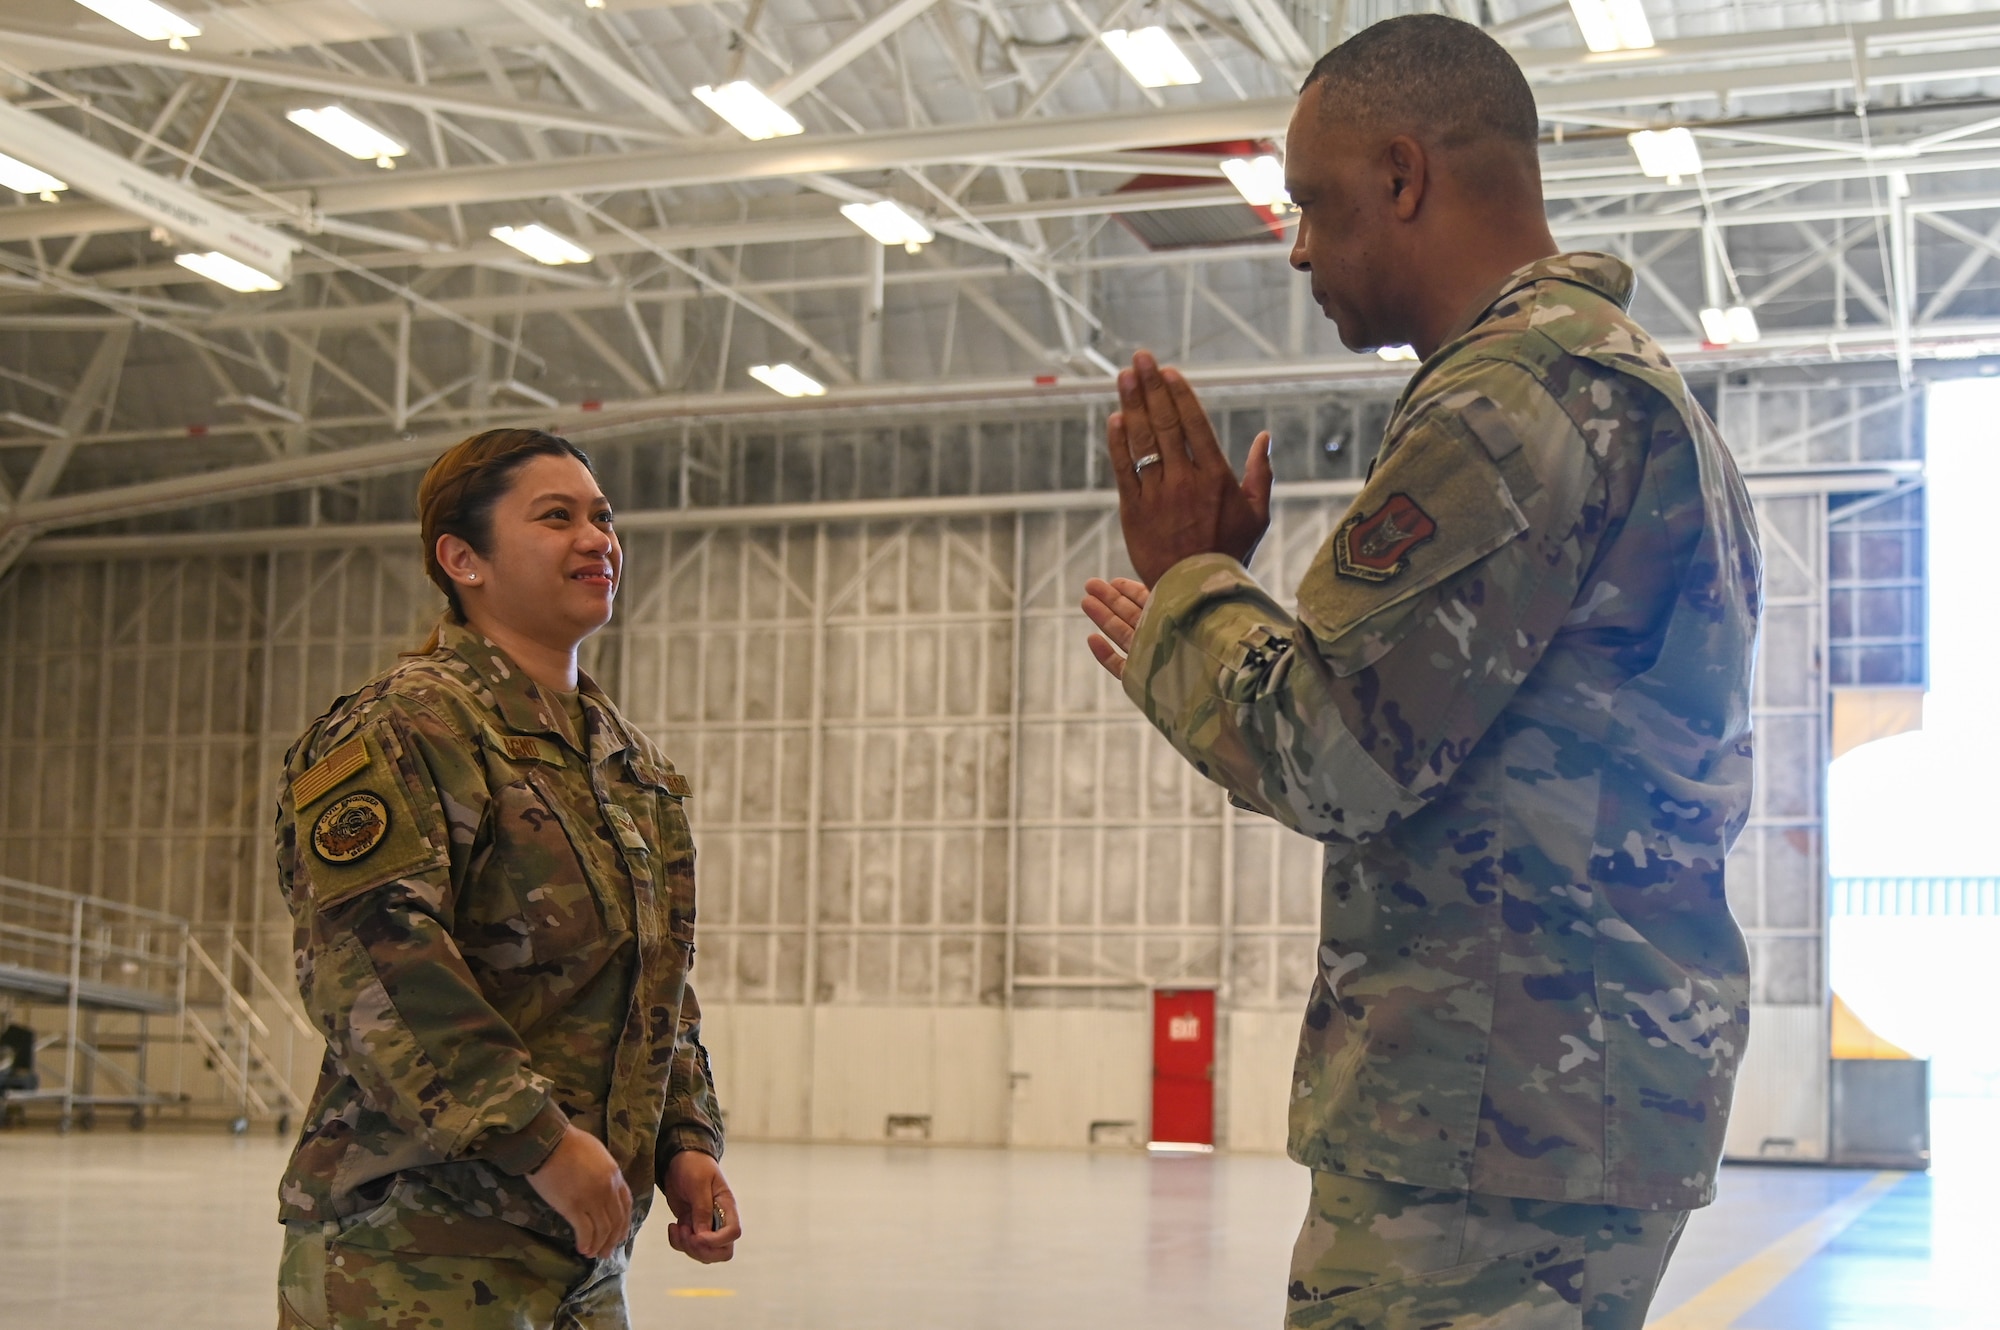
{"left": 858, "top": 241, "right": 886, "bottom": 383}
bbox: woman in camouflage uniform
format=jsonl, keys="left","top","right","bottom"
{"left": 274, "top": 428, "right": 738, "bottom": 1329}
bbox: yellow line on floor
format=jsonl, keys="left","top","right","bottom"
{"left": 1646, "top": 1170, "right": 1906, "bottom": 1330}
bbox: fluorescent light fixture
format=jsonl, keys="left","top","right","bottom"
{"left": 71, "top": 0, "right": 201, "bottom": 48}
{"left": 840, "top": 200, "right": 934, "bottom": 251}
{"left": 1699, "top": 305, "right": 1760, "bottom": 345}
{"left": 219, "top": 394, "right": 304, "bottom": 423}
{"left": 286, "top": 106, "right": 407, "bottom": 169}
{"left": 1099, "top": 28, "right": 1202, "bottom": 89}
{"left": 499, "top": 379, "right": 559, "bottom": 408}
{"left": 0, "top": 151, "right": 66, "bottom": 201}
{"left": 1628, "top": 127, "right": 1701, "bottom": 182}
{"left": 748, "top": 363, "right": 826, "bottom": 398}
{"left": 1376, "top": 345, "right": 1419, "bottom": 362}
{"left": 175, "top": 251, "right": 284, "bottom": 293}
{"left": 1, "top": 411, "right": 66, "bottom": 438}
{"left": 1220, "top": 155, "right": 1290, "bottom": 210}
{"left": 1569, "top": 0, "right": 1653, "bottom": 53}
{"left": 490, "top": 223, "right": 594, "bottom": 265}
{"left": 692, "top": 82, "right": 803, "bottom": 140}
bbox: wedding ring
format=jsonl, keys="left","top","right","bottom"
{"left": 1132, "top": 452, "right": 1162, "bottom": 476}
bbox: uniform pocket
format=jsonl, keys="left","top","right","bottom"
{"left": 623, "top": 757, "right": 698, "bottom": 943}
{"left": 484, "top": 772, "right": 608, "bottom": 964}
{"left": 1286, "top": 1239, "right": 1585, "bottom": 1330}
{"left": 277, "top": 1223, "right": 330, "bottom": 1329}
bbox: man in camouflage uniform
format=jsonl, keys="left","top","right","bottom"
{"left": 274, "top": 616, "right": 728, "bottom": 1327}
{"left": 1082, "top": 16, "right": 1759, "bottom": 1329}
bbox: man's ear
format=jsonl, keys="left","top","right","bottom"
{"left": 1384, "top": 135, "right": 1428, "bottom": 221}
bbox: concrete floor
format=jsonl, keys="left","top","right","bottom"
{"left": 1, "top": 1100, "right": 1990, "bottom": 1329}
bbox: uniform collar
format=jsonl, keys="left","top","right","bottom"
{"left": 1390, "top": 252, "right": 1636, "bottom": 423}
{"left": 431, "top": 615, "right": 628, "bottom": 761}
{"left": 1439, "top": 251, "right": 1636, "bottom": 348}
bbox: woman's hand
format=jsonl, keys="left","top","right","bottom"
{"left": 527, "top": 1123, "right": 634, "bottom": 1260}
{"left": 661, "top": 1149, "right": 742, "bottom": 1264}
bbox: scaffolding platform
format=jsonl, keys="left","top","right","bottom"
{"left": 0, "top": 875, "right": 309, "bottom": 1133}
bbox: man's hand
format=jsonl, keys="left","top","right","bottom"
{"left": 660, "top": 1149, "right": 741, "bottom": 1264}
{"left": 1107, "top": 349, "right": 1273, "bottom": 586}
{"left": 1081, "top": 577, "right": 1150, "bottom": 681}
{"left": 526, "top": 1123, "right": 634, "bottom": 1260}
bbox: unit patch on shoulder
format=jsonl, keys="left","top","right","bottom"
{"left": 312, "top": 791, "right": 391, "bottom": 864}
{"left": 1333, "top": 492, "right": 1438, "bottom": 583}
{"left": 291, "top": 736, "right": 371, "bottom": 808}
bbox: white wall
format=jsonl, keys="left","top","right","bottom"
{"left": 1722, "top": 1003, "right": 1828, "bottom": 1161}
{"left": 1223, "top": 1010, "right": 1298, "bottom": 1155}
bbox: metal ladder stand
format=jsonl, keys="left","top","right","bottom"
{"left": 0, "top": 874, "right": 313, "bottom": 1133}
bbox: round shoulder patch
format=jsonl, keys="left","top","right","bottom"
{"left": 313, "top": 791, "right": 391, "bottom": 864}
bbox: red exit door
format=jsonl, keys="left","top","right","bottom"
{"left": 1151, "top": 989, "right": 1215, "bottom": 1147}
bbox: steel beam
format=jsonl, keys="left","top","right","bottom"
{"left": 486, "top": 0, "right": 701, "bottom": 135}
{"left": 17, "top": 458, "right": 1918, "bottom": 561}
{"left": 0, "top": 99, "right": 298, "bottom": 282}
{"left": 0, "top": 21, "right": 675, "bottom": 142}
{"left": 767, "top": 0, "right": 942, "bottom": 106}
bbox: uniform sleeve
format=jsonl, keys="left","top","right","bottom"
{"left": 1121, "top": 363, "right": 1607, "bottom": 843}
{"left": 657, "top": 982, "right": 726, "bottom": 1164}
{"left": 288, "top": 704, "right": 569, "bottom": 1176}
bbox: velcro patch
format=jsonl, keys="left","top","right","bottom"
{"left": 605, "top": 804, "right": 649, "bottom": 853}
{"left": 662, "top": 772, "right": 692, "bottom": 799}
{"left": 313, "top": 792, "right": 390, "bottom": 863}
{"left": 1333, "top": 493, "right": 1437, "bottom": 583}
{"left": 292, "top": 737, "right": 370, "bottom": 807}
{"left": 293, "top": 728, "right": 445, "bottom": 909}
{"left": 498, "top": 734, "right": 565, "bottom": 766}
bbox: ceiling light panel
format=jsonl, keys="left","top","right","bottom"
{"left": 1220, "top": 156, "right": 1290, "bottom": 210}
{"left": 175, "top": 251, "right": 284, "bottom": 293}
{"left": 1569, "top": 0, "right": 1654, "bottom": 53}
{"left": 1699, "top": 305, "right": 1760, "bottom": 346}
{"left": 840, "top": 201, "right": 934, "bottom": 250}
{"left": 490, "top": 224, "right": 594, "bottom": 265}
{"left": 1100, "top": 28, "right": 1202, "bottom": 89}
{"left": 71, "top": 0, "right": 201, "bottom": 47}
{"left": 1628, "top": 127, "right": 1702, "bottom": 180}
{"left": 749, "top": 363, "right": 827, "bottom": 397}
{"left": 286, "top": 107, "right": 407, "bottom": 168}
{"left": 0, "top": 152, "right": 66, "bottom": 198}
{"left": 693, "top": 83, "right": 804, "bottom": 140}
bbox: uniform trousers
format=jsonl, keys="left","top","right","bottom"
{"left": 278, "top": 1221, "right": 629, "bottom": 1330}
{"left": 1285, "top": 1172, "right": 1687, "bottom": 1330}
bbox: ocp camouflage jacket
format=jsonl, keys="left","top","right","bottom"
{"left": 273, "top": 616, "right": 723, "bottom": 1257}
{"left": 1125, "top": 253, "right": 1760, "bottom": 1209}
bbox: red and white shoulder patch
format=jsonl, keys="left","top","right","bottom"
{"left": 1333, "top": 493, "right": 1437, "bottom": 582}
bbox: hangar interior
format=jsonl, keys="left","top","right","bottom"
{"left": 0, "top": 0, "right": 1987, "bottom": 1326}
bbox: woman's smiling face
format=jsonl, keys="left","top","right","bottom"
{"left": 448, "top": 452, "right": 623, "bottom": 649}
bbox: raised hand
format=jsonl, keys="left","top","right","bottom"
{"left": 1106, "top": 349, "right": 1273, "bottom": 586}
{"left": 1081, "top": 576, "right": 1150, "bottom": 681}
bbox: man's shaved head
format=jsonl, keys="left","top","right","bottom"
{"left": 1282, "top": 14, "right": 1557, "bottom": 357}
{"left": 1302, "top": 13, "right": 1540, "bottom": 159}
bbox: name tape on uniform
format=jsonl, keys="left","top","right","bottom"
{"left": 498, "top": 734, "right": 565, "bottom": 766}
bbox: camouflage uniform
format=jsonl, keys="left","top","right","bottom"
{"left": 272, "top": 617, "right": 723, "bottom": 1329}
{"left": 1121, "top": 254, "right": 1759, "bottom": 1326}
